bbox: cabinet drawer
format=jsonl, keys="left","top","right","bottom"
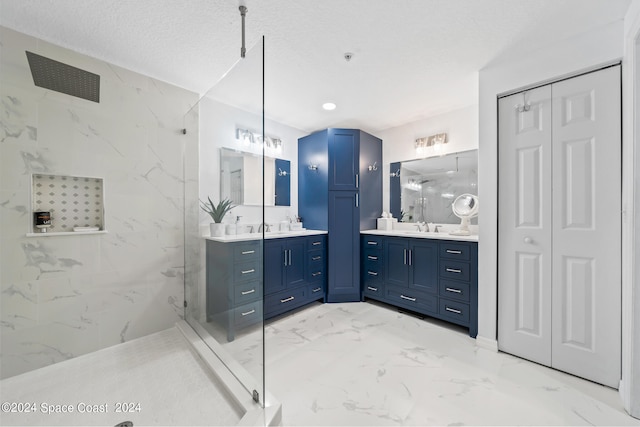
{"left": 438, "top": 298, "right": 470, "bottom": 324}
{"left": 307, "top": 263, "right": 325, "bottom": 282}
{"left": 234, "top": 281, "right": 262, "bottom": 305}
{"left": 363, "top": 262, "right": 382, "bottom": 282}
{"left": 439, "top": 260, "right": 470, "bottom": 282}
{"left": 233, "top": 260, "right": 261, "bottom": 283}
{"left": 234, "top": 241, "right": 261, "bottom": 261}
{"left": 363, "top": 250, "right": 382, "bottom": 264}
{"left": 385, "top": 286, "right": 437, "bottom": 314}
{"left": 438, "top": 279, "right": 470, "bottom": 302}
{"left": 307, "top": 236, "right": 326, "bottom": 250}
{"left": 234, "top": 301, "right": 263, "bottom": 329}
{"left": 439, "top": 242, "right": 471, "bottom": 261}
{"left": 265, "top": 286, "right": 307, "bottom": 312}
{"left": 363, "top": 283, "right": 384, "bottom": 297}
{"left": 362, "top": 235, "right": 383, "bottom": 248}
{"left": 308, "top": 283, "right": 325, "bottom": 298}
{"left": 308, "top": 250, "right": 325, "bottom": 264}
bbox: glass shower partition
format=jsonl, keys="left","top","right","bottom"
{"left": 182, "top": 39, "right": 266, "bottom": 410}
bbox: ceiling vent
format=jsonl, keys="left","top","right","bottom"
{"left": 26, "top": 51, "right": 100, "bottom": 103}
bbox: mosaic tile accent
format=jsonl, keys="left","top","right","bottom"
{"left": 32, "top": 174, "right": 104, "bottom": 232}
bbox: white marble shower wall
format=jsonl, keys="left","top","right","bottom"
{"left": 0, "top": 26, "right": 199, "bottom": 379}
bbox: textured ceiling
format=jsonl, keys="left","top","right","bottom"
{"left": 0, "top": 0, "right": 631, "bottom": 133}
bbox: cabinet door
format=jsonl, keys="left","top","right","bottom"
{"left": 409, "top": 240, "right": 438, "bottom": 294}
{"left": 264, "top": 240, "right": 286, "bottom": 295}
{"left": 328, "top": 129, "right": 358, "bottom": 191}
{"left": 285, "top": 239, "right": 306, "bottom": 288}
{"left": 385, "top": 238, "right": 408, "bottom": 288}
{"left": 327, "top": 191, "right": 360, "bottom": 302}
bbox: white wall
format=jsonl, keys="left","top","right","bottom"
{"left": 623, "top": 1, "right": 640, "bottom": 418}
{"left": 376, "top": 105, "right": 479, "bottom": 213}
{"left": 477, "top": 19, "right": 624, "bottom": 348}
{"left": 0, "top": 27, "right": 198, "bottom": 378}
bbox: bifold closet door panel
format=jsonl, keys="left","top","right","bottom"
{"left": 498, "top": 85, "right": 553, "bottom": 366}
{"left": 550, "top": 66, "right": 621, "bottom": 388}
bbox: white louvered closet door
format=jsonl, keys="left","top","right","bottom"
{"left": 498, "top": 66, "right": 621, "bottom": 388}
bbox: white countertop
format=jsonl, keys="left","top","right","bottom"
{"left": 204, "top": 229, "right": 328, "bottom": 243}
{"left": 361, "top": 229, "right": 479, "bottom": 242}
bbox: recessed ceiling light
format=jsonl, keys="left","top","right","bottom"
{"left": 322, "top": 102, "right": 336, "bottom": 111}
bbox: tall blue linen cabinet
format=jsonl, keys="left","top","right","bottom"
{"left": 298, "top": 128, "right": 382, "bottom": 302}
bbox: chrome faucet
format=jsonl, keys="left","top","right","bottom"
{"left": 415, "top": 222, "right": 426, "bottom": 232}
{"left": 258, "top": 222, "right": 271, "bottom": 233}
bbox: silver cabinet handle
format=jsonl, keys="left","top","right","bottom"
{"left": 446, "top": 249, "right": 461, "bottom": 254}
{"left": 241, "top": 269, "right": 255, "bottom": 274}
{"left": 367, "top": 241, "right": 378, "bottom": 245}
{"left": 288, "top": 249, "right": 292, "bottom": 266}
{"left": 367, "top": 255, "right": 378, "bottom": 260}
{"left": 446, "top": 268, "right": 462, "bottom": 273}
{"left": 356, "top": 193, "right": 359, "bottom": 207}
{"left": 241, "top": 289, "right": 256, "bottom": 295}
{"left": 400, "top": 294, "right": 416, "bottom": 302}
{"left": 356, "top": 173, "right": 359, "bottom": 188}
{"left": 445, "top": 287, "right": 462, "bottom": 294}
{"left": 312, "top": 256, "right": 322, "bottom": 261}
{"left": 445, "top": 307, "right": 462, "bottom": 314}
{"left": 403, "top": 249, "right": 407, "bottom": 265}
{"left": 312, "top": 241, "right": 322, "bottom": 246}
{"left": 408, "top": 249, "right": 412, "bottom": 266}
{"left": 368, "top": 271, "right": 378, "bottom": 276}
{"left": 312, "top": 287, "right": 322, "bottom": 293}
{"left": 241, "top": 250, "right": 255, "bottom": 255}
{"left": 312, "top": 271, "right": 322, "bottom": 277}
{"left": 280, "top": 296, "right": 295, "bottom": 303}
{"left": 284, "top": 250, "right": 288, "bottom": 266}
{"left": 367, "top": 286, "right": 378, "bottom": 291}
{"left": 241, "top": 309, "right": 256, "bottom": 316}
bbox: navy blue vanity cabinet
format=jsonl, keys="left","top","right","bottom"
{"left": 361, "top": 234, "right": 479, "bottom": 338}
{"left": 206, "top": 239, "right": 263, "bottom": 342}
{"left": 299, "top": 129, "right": 382, "bottom": 303}
{"left": 264, "top": 235, "right": 327, "bottom": 319}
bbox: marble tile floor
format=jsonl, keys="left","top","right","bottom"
{"left": 0, "top": 327, "right": 243, "bottom": 426}
{"left": 223, "top": 301, "right": 640, "bottom": 426}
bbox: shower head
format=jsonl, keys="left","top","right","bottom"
{"left": 26, "top": 51, "right": 100, "bottom": 103}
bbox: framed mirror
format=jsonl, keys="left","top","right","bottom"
{"left": 220, "top": 147, "right": 291, "bottom": 206}
{"left": 390, "top": 149, "right": 478, "bottom": 223}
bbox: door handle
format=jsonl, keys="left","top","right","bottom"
{"left": 408, "top": 249, "right": 412, "bottom": 266}
{"left": 524, "top": 237, "right": 533, "bottom": 244}
{"left": 283, "top": 250, "right": 288, "bottom": 266}
{"left": 356, "top": 173, "right": 359, "bottom": 188}
{"left": 288, "top": 249, "right": 292, "bottom": 266}
{"left": 403, "top": 249, "right": 407, "bottom": 265}
{"left": 356, "top": 193, "right": 359, "bottom": 207}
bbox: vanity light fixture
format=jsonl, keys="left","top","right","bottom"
{"left": 415, "top": 132, "right": 448, "bottom": 155}
{"left": 322, "top": 102, "right": 336, "bottom": 111}
{"left": 235, "top": 127, "right": 283, "bottom": 151}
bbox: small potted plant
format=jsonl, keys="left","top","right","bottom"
{"left": 200, "top": 197, "right": 235, "bottom": 237}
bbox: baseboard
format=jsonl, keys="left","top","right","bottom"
{"left": 475, "top": 335, "right": 498, "bottom": 352}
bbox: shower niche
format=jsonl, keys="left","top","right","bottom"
{"left": 28, "top": 173, "right": 106, "bottom": 235}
